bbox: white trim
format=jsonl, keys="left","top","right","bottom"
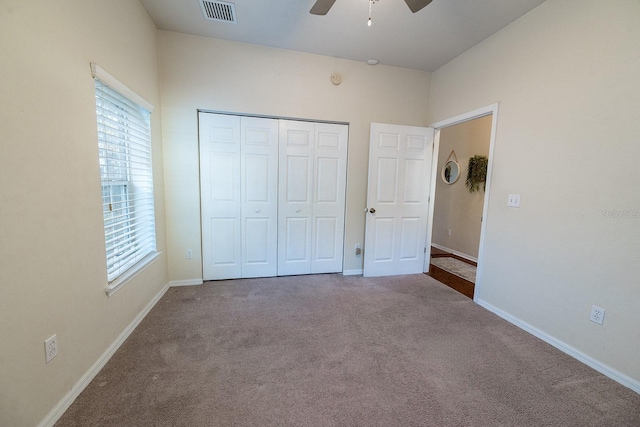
{"left": 431, "top": 243, "right": 478, "bottom": 263}
{"left": 169, "top": 278, "right": 204, "bottom": 287}
{"left": 423, "top": 130, "right": 440, "bottom": 273}
{"left": 477, "top": 299, "right": 640, "bottom": 395}
{"left": 342, "top": 269, "right": 363, "bottom": 276}
{"left": 428, "top": 103, "right": 499, "bottom": 302}
{"left": 90, "top": 63, "right": 154, "bottom": 112}
{"left": 106, "top": 251, "right": 162, "bottom": 297}
{"left": 429, "top": 103, "right": 497, "bottom": 129}
{"left": 38, "top": 282, "right": 171, "bottom": 427}
{"left": 197, "top": 108, "right": 349, "bottom": 126}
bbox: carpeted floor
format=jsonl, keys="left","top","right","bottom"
{"left": 430, "top": 256, "right": 476, "bottom": 283}
{"left": 55, "top": 274, "right": 640, "bottom": 426}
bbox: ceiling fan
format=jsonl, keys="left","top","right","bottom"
{"left": 310, "top": 0, "right": 433, "bottom": 15}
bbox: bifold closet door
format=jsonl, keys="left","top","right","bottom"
{"left": 278, "top": 120, "right": 348, "bottom": 276}
{"left": 199, "top": 113, "right": 278, "bottom": 280}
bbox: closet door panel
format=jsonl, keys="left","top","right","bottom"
{"left": 314, "top": 217, "right": 337, "bottom": 260}
{"left": 241, "top": 117, "right": 278, "bottom": 278}
{"left": 316, "top": 157, "right": 339, "bottom": 202}
{"left": 285, "top": 156, "right": 311, "bottom": 202}
{"left": 284, "top": 217, "right": 309, "bottom": 260}
{"left": 199, "top": 113, "right": 242, "bottom": 280}
{"left": 244, "top": 218, "right": 270, "bottom": 263}
{"left": 311, "top": 123, "right": 348, "bottom": 273}
{"left": 278, "top": 120, "right": 315, "bottom": 275}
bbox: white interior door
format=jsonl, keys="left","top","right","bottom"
{"left": 363, "top": 123, "right": 434, "bottom": 277}
{"left": 278, "top": 120, "right": 315, "bottom": 275}
{"left": 241, "top": 117, "right": 278, "bottom": 278}
{"left": 311, "top": 123, "right": 348, "bottom": 274}
{"left": 199, "top": 113, "right": 242, "bottom": 280}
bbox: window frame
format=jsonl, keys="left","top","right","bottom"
{"left": 91, "top": 64, "right": 159, "bottom": 296}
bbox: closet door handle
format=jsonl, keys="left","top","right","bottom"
{"left": 369, "top": 208, "right": 376, "bottom": 214}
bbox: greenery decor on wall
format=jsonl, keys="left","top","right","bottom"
{"left": 466, "top": 155, "right": 488, "bottom": 193}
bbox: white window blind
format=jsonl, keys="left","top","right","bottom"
{"left": 94, "top": 76, "right": 156, "bottom": 283}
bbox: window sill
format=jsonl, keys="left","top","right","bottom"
{"left": 105, "top": 251, "right": 162, "bottom": 297}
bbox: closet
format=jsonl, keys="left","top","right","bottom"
{"left": 199, "top": 112, "right": 348, "bottom": 280}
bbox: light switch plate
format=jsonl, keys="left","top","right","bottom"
{"left": 508, "top": 194, "right": 521, "bottom": 207}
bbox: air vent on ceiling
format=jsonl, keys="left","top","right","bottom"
{"left": 199, "top": 0, "right": 237, "bottom": 24}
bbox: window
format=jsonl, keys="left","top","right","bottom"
{"left": 92, "top": 65, "right": 156, "bottom": 290}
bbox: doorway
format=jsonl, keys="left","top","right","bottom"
{"left": 426, "top": 104, "right": 499, "bottom": 301}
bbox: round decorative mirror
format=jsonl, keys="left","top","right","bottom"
{"left": 441, "top": 160, "right": 460, "bottom": 184}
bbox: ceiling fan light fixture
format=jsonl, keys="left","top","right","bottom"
{"left": 310, "top": 0, "right": 433, "bottom": 17}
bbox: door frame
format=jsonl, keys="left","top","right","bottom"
{"left": 425, "top": 103, "right": 499, "bottom": 302}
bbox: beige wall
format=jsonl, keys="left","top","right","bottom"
{"left": 432, "top": 115, "right": 492, "bottom": 259}
{"left": 428, "top": 0, "right": 640, "bottom": 385}
{"left": 0, "top": 1, "right": 168, "bottom": 425}
{"left": 3, "top": 0, "right": 638, "bottom": 424}
{"left": 159, "top": 32, "right": 431, "bottom": 280}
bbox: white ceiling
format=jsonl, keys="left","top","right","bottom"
{"left": 139, "top": 0, "right": 546, "bottom": 72}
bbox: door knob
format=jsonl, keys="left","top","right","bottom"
{"left": 369, "top": 208, "right": 376, "bottom": 213}
{"left": 255, "top": 209, "right": 261, "bottom": 213}
{"left": 296, "top": 209, "right": 300, "bottom": 213}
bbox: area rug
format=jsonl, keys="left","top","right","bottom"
{"left": 431, "top": 256, "right": 476, "bottom": 282}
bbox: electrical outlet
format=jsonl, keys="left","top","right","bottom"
{"left": 186, "top": 249, "right": 193, "bottom": 259}
{"left": 354, "top": 244, "right": 362, "bottom": 256}
{"left": 590, "top": 305, "right": 605, "bottom": 325}
{"left": 44, "top": 334, "right": 58, "bottom": 363}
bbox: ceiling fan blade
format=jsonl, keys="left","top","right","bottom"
{"left": 404, "top": 0, "right": 433, "bottom": 13}
{"left": 310, "top": 0, "right": 337, "bottom": 15}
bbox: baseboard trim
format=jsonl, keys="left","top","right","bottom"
{"left": 477, "top": 299, "right": 640, "bottom": 394}
{"left": 169, "top": 278, "right": 203, "bottom": 287}
{"left": 431, "top": 243, "right": 478, "bottom": 263}
{"left": 38, "top": 282, "right": 171, "bottom": 427}
{"left": 342, "top": 269, "right": 363, "bottom": 276}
